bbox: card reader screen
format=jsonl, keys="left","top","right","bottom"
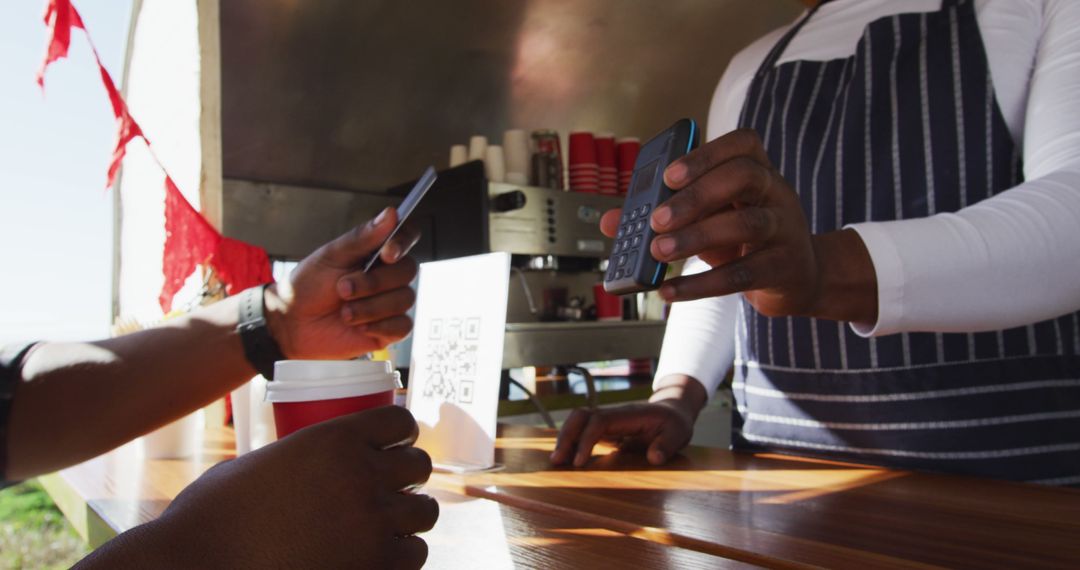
{"left": 629, "top": 159, "right": 661, "bottom": 198}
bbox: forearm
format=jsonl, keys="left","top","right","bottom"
{"left": 7, "top": 294, "right": 256, "bottom": 479}
{"left": 73, "top": 518, "right": 185, "bottom": 569}
{"left": 847, "top": 171, "right": 1080, "bottom": 336}
{"left": 807, "top": 228, "right": 878, "bottom": 324}
{"left": 654, "top": 272, "right": 738, "bottom": 403}
{"left": 73, "top": 507, "right": 246, "bottom": 570}
{"left": 650, "top": 374, "right": 708, "bottom": 421}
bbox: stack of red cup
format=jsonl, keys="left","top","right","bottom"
{"left": 568, "top": 131, "right": 599, "bottom": 193}
{"left": 595, "top": 134, "right": 618, "bottom": 195}
{"left": 616, "top": 137, "right": 641, "bottom": 195}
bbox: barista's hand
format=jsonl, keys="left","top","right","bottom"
{"left": 600, "top": 129, "right": 877, "bottom": 323}
{"left": 76, "top": 406, "right": 437, "bottom": 569}
{"left": 550, "top": 375, "right": 705, "bottom": 467}
{"left": 266, "top": 207, "right": 422, "bottom": 359}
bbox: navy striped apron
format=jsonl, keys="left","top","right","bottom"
{"left": 732, "top": 0, "right": 1080, "bottom": 485}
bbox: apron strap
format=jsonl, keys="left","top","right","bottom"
{"left": 754, "top": 0, "right": 965, "bottom": 78}
{"left": 753, "top": 1, "right": 830, "bottom": 77}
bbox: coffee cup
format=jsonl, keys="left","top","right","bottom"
{"left": 265, "top": 360, "right": 401, "bottom": 438}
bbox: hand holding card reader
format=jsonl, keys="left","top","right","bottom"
{"left": 603, "top": 119, "right": 698, "bottom": 295}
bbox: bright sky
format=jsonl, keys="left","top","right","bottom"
{"left": 0, "top": 1, "right": 132, "bottom": 344}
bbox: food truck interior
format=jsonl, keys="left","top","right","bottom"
{"left": 115, "top": 0, "right": 804, "bottom": 437}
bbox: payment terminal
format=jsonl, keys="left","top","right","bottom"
{"left": 603, "top": 118, "right": 699, "bottom": 295}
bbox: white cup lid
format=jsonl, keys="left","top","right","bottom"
{"left": 274, "top": 359, "right": 392, "bottom": 383}
{"left": 266, "top": 360, "right": 400, "bottom": 403}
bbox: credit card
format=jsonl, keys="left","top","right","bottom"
{"left": 362, "top": 165, "right": 438, "bottom": 272}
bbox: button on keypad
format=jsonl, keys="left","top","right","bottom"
{"left": 609, "top": 205, "right": 656, "bottom": 283}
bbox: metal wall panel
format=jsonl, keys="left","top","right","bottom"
{"left": 220, "top": 0, "right": 802, "bottom": 192}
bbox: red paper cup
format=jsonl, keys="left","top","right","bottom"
{"left": 593, "top": 283, "right": 623, "bottom": 320}
{"left": 568, "top": 131, "right": 598, "bottom": 164}
{"left": 266, "top": 360, "right": 400, "bottom": 438}
{"left": 596, "top": 134, "right": 617, "bottom": 172}
{"left": 616, "top": 137, "right": 641, "bottom": 177}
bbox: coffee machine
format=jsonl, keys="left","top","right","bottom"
{"left": 393, "top": 161, "right": 667, "bottom": 371}
{"left": 221, "top": 161, "right": 667, "bottom": 373}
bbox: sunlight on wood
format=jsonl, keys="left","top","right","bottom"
{"left": 507, "top": 536, "right": 572, "bottom": 547}
{"left": 465, "top": 468, "right": 891, "bottom": 493}
{"left": 549, "top": 527, "right": 624, "bottom": 538}
{"left": 755, "top": 471, "right": 908, "bottom": 504}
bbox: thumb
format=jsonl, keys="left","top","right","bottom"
{"left": 319, "top": 208, "right": 398, "bottom": 267}
{"left": 646, "top": 428, "right": 687, "bottom": 466}
{"left": 599, "top": 208, "right": 622, "bottom": 238}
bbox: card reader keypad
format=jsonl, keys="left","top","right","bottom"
{"left": 607, "top": 207, "right": 653, "bottom": 281}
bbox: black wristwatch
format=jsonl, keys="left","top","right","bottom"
{"left": 237, "top": 284, "right": 286, "bottom": 380}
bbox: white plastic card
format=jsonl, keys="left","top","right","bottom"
{"left": 407, "top": 252, "right": 510, "bottom": 471}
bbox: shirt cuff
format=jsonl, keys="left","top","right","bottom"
{"left": 845, "top": 223, "right": 906, "bottom": 338}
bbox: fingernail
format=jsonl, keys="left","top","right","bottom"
{"left": 341, "top": 304, "right": 353, "bottom": 322}
{"left": 655, "top": 236, "right": 675, "bottom": 257}
{"left": 384, "top": 243, "right": 402, "bottom": 262}
{"left": 374, "top": 207, "right": 392, "bottom": 226}
{"left": 337, "top": 279, "right": 354, "bottom": 299}
{"left": 653, "top": 206, "right": 673, "bottom": 228}
{"left": 659, "top": 284, "right": 676, "bottom": 300}
{"left": 665, "top": 162, "right": 688, "bottom": 184}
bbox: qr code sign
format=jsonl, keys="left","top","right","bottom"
{"left": 420, "top": 317, "right": 481, "bottom": 405}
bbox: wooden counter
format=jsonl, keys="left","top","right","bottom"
{"left": 38, "top": 427, "right": 743, "bottom": 569}
{"left": 42, "top": 425, "right": 1080, "bottom": 569}
{"left": 441, "top": 425, "right": 1080, "bottom": 569}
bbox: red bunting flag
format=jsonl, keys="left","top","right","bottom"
{"left": 35, "top": 0, "right": 83, "bottom": 89}
{"left": 160, "top": 177, "right": 222, "bottom": 311}
{"left": 97, "top": 62, "right": 145, "bottom": 189}
{"left": 210, "top": 237, "right": 273, "bottom": 296}
{"left": 37, "top": 0, "right": 272, "bottom": 313}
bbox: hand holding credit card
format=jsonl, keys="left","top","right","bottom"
{"left": 362, "top": 166, "right": 438, "bottom": 272}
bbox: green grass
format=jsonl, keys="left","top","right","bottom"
{"left": 0, "top": 480, "right": 88, "bottom": 569}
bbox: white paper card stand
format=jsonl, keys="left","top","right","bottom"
{"left": 407, "top": 252, "right": 510, "bottom": 472}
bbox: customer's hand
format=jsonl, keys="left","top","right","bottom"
{"left": 266, "top": 207, "right": 422, "bottom": 359}
{"left": 599, "top": 128, "right": 877, "bottom": 323}
{"left": 78, "top": 406, "right": 437, "bottom": 569}
{"left": 550, "top": 375, "right": 705, "bottom": 467}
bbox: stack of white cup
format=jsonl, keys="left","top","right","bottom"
{"left": 502, "top": 129, "right": 531, "bottom": 185}
{"left": 449, "top": 129, "right": 532, "bottom": 186}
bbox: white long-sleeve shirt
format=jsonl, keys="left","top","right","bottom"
{"left": 655, "top": 0, "right": 1080, "bottom": 398}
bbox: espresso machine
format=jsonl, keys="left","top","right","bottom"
{"left": 389, "top": 161, "right": 667, "bottom": 371}
{"left": 222, "top": 161, "right": 667, "bottom": 376}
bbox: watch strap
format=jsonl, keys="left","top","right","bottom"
{"left": 237, "top": 284, "right": 286, "bottom": 380}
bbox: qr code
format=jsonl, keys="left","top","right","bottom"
{"left": 420, "top": 317, "right": 481, "bottom": 404}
